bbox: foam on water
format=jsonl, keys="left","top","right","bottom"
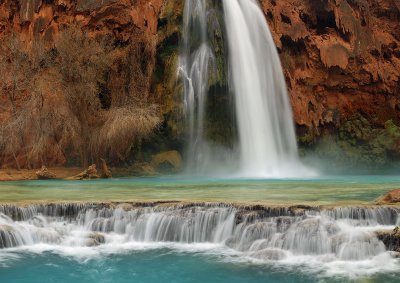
{"left": 0, "top": 204, "right": 399, "bottom": 279}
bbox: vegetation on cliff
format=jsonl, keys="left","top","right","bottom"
{"left": 0, "top": 24, "right": 160, "bottom": 169}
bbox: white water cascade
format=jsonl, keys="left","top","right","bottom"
{"left": 0, "top": 203, "right": 399, "bottom": 277}
{"left": 179, "top": 0, "right": 218, "bottom": 173}
{"left": 180, "top": 0, "right": 313, "bottom": 177}
{"left": 223, "top": 0, "right": 301, "bottom": 177}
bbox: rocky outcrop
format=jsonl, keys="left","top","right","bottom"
{"left": 376, "top": 189, "right": 400, "bottom": 204}
{"left": 376, "top": 227, "right": 400, "bottom": 252}
{"left": 35, "top": 166, "right": 57, "bottom": 180}
{"left": 67, "top": 164, "right": 100, "bottom": 180}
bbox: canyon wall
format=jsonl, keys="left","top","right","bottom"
{"left": 0, "top": 0, "right": 399, "bottom": 170}
{"left": 260, "top": 0, "right": 400, "bottom": 169}
{"left": 261, "top": 0, "right": 400, "bottom": 132}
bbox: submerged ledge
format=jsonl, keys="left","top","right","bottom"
{"left": 0, "top": 200, "right": 399, "bottom": 217}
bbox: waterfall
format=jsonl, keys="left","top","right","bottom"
{"left": 223, "top": 0, "right": 301, "bottom": 177}
{"left": 180, "top": 0, "right": 312, "bottom": 177}
{"left": 0, "top": 203, "right": 398, "bottom": 267}
{"left": 179, "top": 0, "right": 218, "bottom": 173}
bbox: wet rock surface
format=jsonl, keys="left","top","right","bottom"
{"left": 86, "top": 232, "right": 106, "bottom": 247}
{"left": 376, "top": 227, "right": 400, "bottom": 252}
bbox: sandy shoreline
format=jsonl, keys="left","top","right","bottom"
{"left": 0, "top": 167, "right": 83, "bottom": 181}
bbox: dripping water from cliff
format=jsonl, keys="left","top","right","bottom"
{"left": 179, "top": 0, "right": 314, "bottom": 178}
{"left": 179, "top": 0, "right": 214, "bottom": 173}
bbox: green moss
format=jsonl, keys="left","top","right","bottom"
{"left": 305, "top": 114, "right": 400, "bottom": 171}
{"left": 298, "top": 134, "right": 314, "bottom": 145}
{"left": 280, "top": 50, "right": 294, "bottom": 71}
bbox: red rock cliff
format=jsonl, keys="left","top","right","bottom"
{"left": 0, "top": 0, "right": 164, "bottom": 38}
{"left": 260, "top": 0, "right": 400, "bottom": 138}
{"left": 1, "top": 0, "right": 398, "bottom": 132}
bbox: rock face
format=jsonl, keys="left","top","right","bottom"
{"left": 260, "top": 0, "right": 400, "bottom": 136}
{"left": 0, "top": 0, "right": 164, "bottom": 41}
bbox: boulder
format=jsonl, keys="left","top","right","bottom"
{"left": 151, "top": 150, "right": 183, "bottom": 173}
{"left": 35, "top": 166, "right": 57, "bottom": 180}
{"left": 86, "top": 232, "right": 106, "bottom": 247}
{"left": 376, "top": 227, "right": 400, "bottom": 252}
{"left": 376, "top": 189, "right": 400, "bottom": 204}
{"left": 100, "top": 158, "right": 112, "bottom": 179}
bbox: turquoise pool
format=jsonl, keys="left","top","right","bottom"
{"left": 0, "top": 175, "right": 399, "bottom": 205}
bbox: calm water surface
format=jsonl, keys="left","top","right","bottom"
{"left": 0, "top": 175, "right": 400, "bottom": 205}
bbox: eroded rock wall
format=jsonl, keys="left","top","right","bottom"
{"left": 260, "top": 0, "right": 400, "bottom": 138}
{"left": 0, "top": 0, "right": 164, "bottom": 39}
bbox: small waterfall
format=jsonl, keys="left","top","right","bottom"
{"left": 180, "top": 0, "right": 312, "bottom": 177}
{"left": 0, "top": 203, "right": 398, "bottom": 270}
{"left": 179, "top": 0, "right": 218, "bottom": 173}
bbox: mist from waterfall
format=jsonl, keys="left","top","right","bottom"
{"left": 180, "top": 0, "right": 313, "bottom": 178}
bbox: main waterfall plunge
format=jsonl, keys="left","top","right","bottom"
{"left": 179, "top": 0, "right": 311, "bottom": 177}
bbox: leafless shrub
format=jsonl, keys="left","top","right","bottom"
{"left": 0, "top": 32, "right": 32, "bottom": 114}
{"left": 109, "top": 31, "right": 157, "bottom": 106}
{"left": 91, "top": 105, "right": 161, "bottom": 162}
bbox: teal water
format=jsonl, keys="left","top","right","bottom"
{"left": 1, "top": 248, "right": 399, "bottom": 283}
{"left": 1, "top": 175, "right": 400, "bottom": 205}
{"left": 1, "top": 176, "right": 400, "bottom": 282}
